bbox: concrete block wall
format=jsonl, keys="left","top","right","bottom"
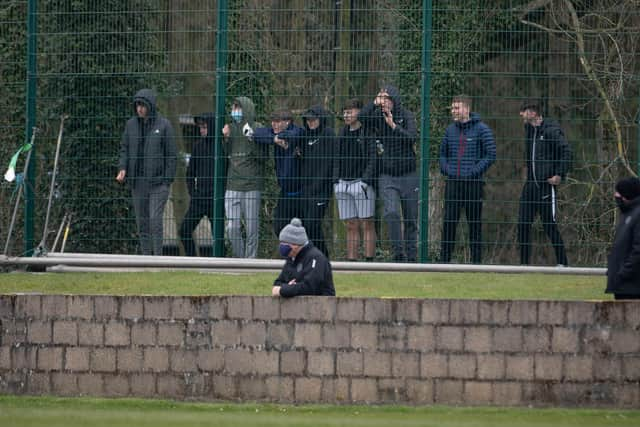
{"left": 0, "top": 295, "right": 639, "bottom": 407}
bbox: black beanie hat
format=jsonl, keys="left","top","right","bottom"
{"left": 615, "top": 177, "right": 640, "bottom": 200}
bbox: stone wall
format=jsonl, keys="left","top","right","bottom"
{"left": 0, "top": 294, "right": 638, "bottom": 407}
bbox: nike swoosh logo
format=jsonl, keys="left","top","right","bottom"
{"left": 316, "top": 202, "right": 325, "bottom": 206}
{"left": 154, "top": 129, "right": 160, "bottom": 134}
{"left": 308, "top": 139, "right": 319, "bottom": 146}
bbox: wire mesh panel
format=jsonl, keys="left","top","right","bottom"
{"left": 1, "top": 0, "right": 638, "bottom": 266}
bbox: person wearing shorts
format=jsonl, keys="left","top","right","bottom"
{"left": 333, "top": 99, "right": 377, "bottom": 261}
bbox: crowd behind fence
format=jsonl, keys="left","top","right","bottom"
{"left": 1, "top": 1, "right": 639, "bottom": 267}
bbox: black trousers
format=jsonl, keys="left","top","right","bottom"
{"left": 517, "top": 181, "right": 568, "bottom": 265}
{"left": 273, "top": 192, "right": 305, "bottom": 237}
{"left": 302, "top": 195, "right": 330, "bottom": 257}
{"left": 441, "top": 179, "right": 484, "bottom": 264}
{"left": 614, "top": 294, "right": 640, "bottom": 300}
{"left": 179, "top": 197, "right": 215, "bottom": 257}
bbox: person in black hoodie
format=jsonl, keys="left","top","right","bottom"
{"left": 299, "top": 105, "right": 336, "bottom": 257}
{"left": 606, "top": 177, "right": 640, "bottom": 300}
{"left": 272, "top": 218, "right": 335, "bottom": 297}
{"left": 333, "top": 98, "right": 377, "bottom": 261}
{"left": 179, "top": 113, "right": 223, "bottom": 256}
{"left": 359, "top": 85, "right": 418, "bottom": 262}
{"left": 517, "top": 100, "right": 572, "bottom": 266}
{"left": 117, "top": 88, "right": 177, "bottom": 255}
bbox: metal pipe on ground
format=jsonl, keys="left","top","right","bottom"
{"left": 0, "top": 252, "right": 606, "bottom": 275}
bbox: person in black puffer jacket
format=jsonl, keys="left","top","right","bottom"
{"left": 439, "top": 95, "right": 496, "bottom": 264}
{"left": 606, "top": 177, "right": 640, "bottom": 300}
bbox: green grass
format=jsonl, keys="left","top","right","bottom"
{"left": 0, "top": 270, "right": 608, "bottom": 300}
{"left": 0, "top": 396, "right": 637, "bottom": 427}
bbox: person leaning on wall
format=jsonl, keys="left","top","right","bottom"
{"left": 272, "top": 218, "right": 336, "bottom": 298}
{"left": 606, "top": 177, "right": 640, "bottom": 300}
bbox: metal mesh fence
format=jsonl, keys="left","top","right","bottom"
{"left": 1, "top": 0, "right": 638, "bottom": 266}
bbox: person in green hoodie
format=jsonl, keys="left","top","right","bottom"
{"left": 221, "top": 97, "right": 264, "bottom": 258}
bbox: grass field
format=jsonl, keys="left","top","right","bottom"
{"left": 0, "top": 270, "right": 607, "bottom": 300}
{"left": 0, "top": 396, "right": 638, "bottom": 427}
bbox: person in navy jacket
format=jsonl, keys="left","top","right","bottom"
{"left": 439, "top": 95, "right": 496, "bottom": 263}
{"left": 253, "top": 110, "right": 304, "bottom": 236}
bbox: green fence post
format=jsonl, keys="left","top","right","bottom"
{"left": 212, "top": 0, "right": 229, "bottom": 257}
{"left": 418, "top": 0, "right": 433, "bottom": 263}
{"left": 24, "top": 0, "right": 38, "bottom": 257}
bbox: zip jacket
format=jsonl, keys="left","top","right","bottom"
{"left": 274, "top": 242, "right": 336, "bottom": 297}
{"left": 253, "top": 122, "right": 304, "bottom": 195}
{"left": 439, "top": 112, "right": 496, "bottom": 180}
{"left": 524, "top": 118, "right": 572, "bottom": 183}
{"left": 118, "top": 88, "right": 177, "bottom": 187}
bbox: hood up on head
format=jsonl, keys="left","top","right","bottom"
{"left": 133, "top": 88, "right": 158, "bottom": 118}
{"left": 381, "top": 84, "right": 403, "bottom": 110}
{"left": 232, "top": 96, "right": 256, "bottom": 126}
{"left": 194, "top": 112, "right": 216, "bottom": 141}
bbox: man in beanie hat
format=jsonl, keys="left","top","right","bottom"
{"left": 606, "top": 177, "right": 640, "bottom": 299}
{"left": 272, "top": 218, "right": 336, "bottom": 297}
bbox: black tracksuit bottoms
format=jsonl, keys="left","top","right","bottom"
{"left": 302, "top": 195, "right": 330, "bottom": 257}
{"left": 517, "top": 181, "right": 568, "bottom": 266}
{"left": 180, "top": 197, "right": 215, "bottom": 257}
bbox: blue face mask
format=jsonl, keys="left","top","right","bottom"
{"left": 231, "top": 110, "right": 243, "bottom": 123}
{"left": 279, "top": 243, "right": 292, "bottom": 258}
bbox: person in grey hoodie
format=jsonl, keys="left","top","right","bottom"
{"left": 117, "top": 88, "right": 177, "bottom": 255}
